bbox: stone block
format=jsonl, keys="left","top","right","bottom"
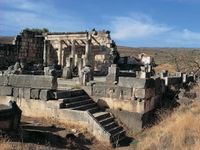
{"left": 62, "top": 67, "right": 72, "bottom": 79}
{"left": 7, "top": 75, "right": 57, "bottom": 90}
{"left": 54, "top": 90, "right": 71, "bottom": 99}
{"left": 13, "top": 88, "right": 19, "bottom": 98}
{"left": 168, "top": 77, "right": 182, "bottom": 85}
{"left": 19, "top": 88, "right": 24, "bottom": 98}
{"left": 154, "top": 77, "right": 165, "bottom": 95}
{"left": 117, "top": 87, "right": 133, "bottom": 100}
{"left": 0, "top": 86, "right": 13, "bottom": 96}
{"left": 24, "top": 88, "right": 31, "bottom": 99}
{"left": 93, "top": 84, "right": 107, "bottom": 97}
{"left": 31, "top": 76, "right": 57, "bottom": 90}
{"left": 0, "top": 75, "right": 9, "bottom": 86}
{"left": 39, "top": 90, "right": 55, "bottom": 101}
{"left": 118, "top": 77, "right": 155, "bottom": 88}
{"left": 135, "top": 88, "right": 155, "bottom": 99}
{"left": 8, "top": 75, "right": 32, "bottom": 87}
{"left": 31, "top": 89, "right": 40, "bottom": 99}
{"left": 106, "top": 65, "right": 119, "bottom": 84}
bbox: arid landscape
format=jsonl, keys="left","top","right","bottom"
{"left": 0, "top": 45, "right": 200, "bottom": 150}
{"left": 1, "top": 0, "right": 200, "bottom": 149}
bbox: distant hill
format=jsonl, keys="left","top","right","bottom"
{"left": 117, "top": 46, "right": 200, "bottom": 65}
{"left": 1, "top": 35, "right": 200, "bottom": 67}
{"left": 0, "top": 36, "right": 15, "bottom": 44}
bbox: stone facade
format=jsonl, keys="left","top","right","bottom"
{"left": 15, "top": 30, "right": 45, "bottom": 64}
{"left": 0, "top": 44, "right": 18, "bottom": 70}
{"left": 44, "top": 30, "right": 114, "bottom": 75}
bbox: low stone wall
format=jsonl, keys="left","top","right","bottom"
{"left": 95, "top": 95, "right": 161, "bottom": 114}
{"left": 92, "top": 83, "right": 133, "bottom": 100}
{"left": 0, "top": 75, "right": 57, "bottom": 90}
{"left": 0, "top": 96, "right": 111, "bottom": 143}
{"left": 108, "top": 109, "right": 155, "bottom": 132}
{"left": 0, "top": 75, "right": 57, "bottom": 101}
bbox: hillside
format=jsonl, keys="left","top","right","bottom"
{"left": 0, "top": 36, "right": 15, "bottom": 44}
{"left": 117, "top": 46, "right": 200, "bottom": 73}
{"left": 136, "top": 100, "right": 200, "bottom": 150}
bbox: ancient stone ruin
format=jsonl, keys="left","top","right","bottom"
{"left": 0, "top": 28, "right": 196, "bottom": 146}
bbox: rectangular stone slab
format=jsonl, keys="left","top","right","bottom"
{"left": 0, "top": 86, "right": 13, "bottom": 96}
{"left": 8, "top": 75, "right": 32, "bottom": 87}
{"left": 7, "top": 75, "right": 57, "bottom": 90}
{"left": 0, "top": 75, "right": 9, "bottom": 86}
{"left": 39, "top": 89, "right": 55, "bottom": 101}
{"left": 118, "top": 77, "right": 155, "bottom": 88}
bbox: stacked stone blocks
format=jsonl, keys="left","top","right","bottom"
{"left": 0, "top": 75, "right": 57, "bottom": 101}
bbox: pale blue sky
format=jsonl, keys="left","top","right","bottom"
{"left": 1, "top": 0, "right": 200, "bottom": 47}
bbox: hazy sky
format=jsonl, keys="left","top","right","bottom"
{"left": 1, "top": 0, "right": 200, "bottom": 47}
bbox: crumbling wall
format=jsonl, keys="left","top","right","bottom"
{"left": 0, "top": 75, "right": 57, "bottom": 100}
{"left": 0, "top": 44, "right": 18, "bottom": 69}
{"left": 16, "top": 29, "right": 45, "bottom": 64}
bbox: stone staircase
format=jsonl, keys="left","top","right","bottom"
{"left": 56, "top": 89, "right": 127, "bottom": 146}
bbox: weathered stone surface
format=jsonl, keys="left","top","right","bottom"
{"left": 106, "top": 64, "right": 119, "bottom": 84}
{"left": 167, "top": 77, "right": 182, "bottom": 85}
{"left": 31, "top": 76, "right": 57, "bottom": 90}
{"left": 24, "top": 88, "right": 31, "bottom": 99}
{"left": 93, "top": 84, "right": 112, "bottom": 97}
{"left": 117, "top": 86, "right": 133, "bottom": 100}
{"left": 6, "top": 75, "right": 57, "bottom": 90}
{"left": 13, "top": 88, "right": 19, "bottom": 98}
{"left": 62, "top": 67, "right": 72, "bottom": 79}
{"left": 92, "top": 83, "right": 133, "bottom": 100}
{"left": 8, "top": 75, "right": 32, "bottom": 87}
{"left": 0, "top": 86, "right": 12, "bottom": 96}
{"left": 134, "top": 88, "right": 155, "bottom": 99}
{"left": 154, "top": 77, "right": 165, "bottom": 95}
{"left": 0, "top": 75, "right": 9, "bottom": 86}
{"left": 18, "top": 88, "right": 24, "bottom": 98}
{"left": 81, "top": 66, "right": 93, "bottom": 85}
{"left": 118, "top": 77, "right": 155, "bottom": 88}
{"left": 30, "top": 89, "right": 40, "bottom": 99}
{"left": 39, "top": 90, "right": 55, "bottom": 101}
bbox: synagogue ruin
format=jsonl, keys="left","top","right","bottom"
{"left": 0, "top": 28, "right": 196, "bottom": 146}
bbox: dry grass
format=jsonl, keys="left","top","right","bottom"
{"left": 0, "top": 137, "right": 12, "bottom": 150}
{"left": 154, "top": 63, "right": 176, "bottom": 73}
{"left": 21, "top": 116, "right": 96, "bottom": 142}
{"left": 137, "top": 101, "right": 200, "bottom": 150}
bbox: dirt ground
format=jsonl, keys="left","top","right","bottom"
{"left": 0, "top": 116, "right": 134, "bottom": 150}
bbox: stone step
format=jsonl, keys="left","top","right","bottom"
{"left": 112, "top": 136, "right": 127, "bottom": 147}
{"left": 103, "top": 122, "right": 118, "bottom": 131}
{"left": 55, "top": 90, "right": 71, "bottom": 99}
{"left": 61, "top": 95, "right": 90, "bottom": 103}
{"left": 65, "top": 99, "right": 93, "bottom": 108}
{"left": 71, "top": 103, "right": 97, "bottom": 111}
{"left": 56, "top": 89, "right": 86, "bottom": 99}
{"left": 111, "top": 130, "right": 126, "bottom": 143}
{"left": 93, "top": 112, "right": 111, "bottom": 121}
{"left": 99, "top": 117, "right": 115, "bottom": 126}
{"left": 88, "top": 107, "right": 99, "bottom": 114}
{"left": 108, "top": 126, "right": 123, "bottom": 135}
{"left": 70, "top": 90, "right": 86, "bottom": 97}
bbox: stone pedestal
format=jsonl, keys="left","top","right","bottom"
{"left": 62, "top": 66, "right": 72, "bottom": 79}
{"left": 106, "top": 64, "right": 119, "bottom": 84}
{"left": 80, "top": 66, "right": 93, "bottom": 85}
{"left": 78, "top": 58, "right": 83, "bottom": 77}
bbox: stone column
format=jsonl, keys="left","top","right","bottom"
{"left": 58, "top": 40, "right": 62, "bottom": 66}
{"left": 46, "top": 40, "right": 50, "bottom": 65}
{"left": 85, "top": 39, "right": 91, "bottom": 66}
{"left": 43, "top": 40, "right": 47, "bottom": 66}
{"left": 70, "top": 40, "right": 75, "bottom": 68}
{"left": 71, "top": 40, "right": 75, "bottom": 58}
{"left": 80, "top": 38, "right": 94, "bottom": 85}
